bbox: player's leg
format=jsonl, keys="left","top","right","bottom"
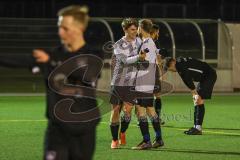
{"left": 119, "top": 86, "right": 135, "bottom": 145}
{"left": 153, "top": 66, "right": 162, "bottom": 118}
{"left": 153, "top": 68, "right": 165, "bottom": 125}
{"left": 132, "top": 100, "right": 152, "bottom": 150}
{"left": 154, "top": 93, "right": 162, "bottom": 117}
{"left": 134, "top": 105, "right": 140, "bottom": 126}
{"left": 185, "top": 71, "right": 217, "bottom": 135}
{"left": 44, "top": 122, "right": 68, "bottom": 160}
{"left": 146, "top": 100, "right": 164, "bottom": 148}
{"left": 154, "top": 92, "right": 165, "bottom": 125}
{"left": 69, "top": 127, "right": 96, "bottom": 160}
{"left": 184, "top": 84, "right": 205, "bottom": 135}
{"left": 110, "top": 104, "right": 121, "bottom": 148}
{"left": 109, "top": 86, "right": 122, "bottom": 148}
{"left": 184, "top": 96, "right": 205, "bottom": 135}
{"left": 184, "top": 94, "right": 204, "bottom": 135}
{"left": 119, "top": 102, "right": 133, "bottom": 145}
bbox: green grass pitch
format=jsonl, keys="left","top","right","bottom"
{"left": 0, "top": 95, "right": 240, "bottom": 160}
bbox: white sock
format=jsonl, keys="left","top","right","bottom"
{"left": 195, "top": 125, "right": 202, "bottom": 131}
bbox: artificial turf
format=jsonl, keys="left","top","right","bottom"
{"left": 0, "top": 95, "right": 240, "bottom": 160}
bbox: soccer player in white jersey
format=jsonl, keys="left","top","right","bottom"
{"left": 133, "top": 19, "right": 164, "bottom": 150}
{"left": 109, "top": 18, "right": 145, "bottom": 149}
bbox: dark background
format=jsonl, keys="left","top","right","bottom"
{"left": 0, "top": 0, "right": 232, "bottom": 92}
{"left": 0, "top": 0, "right": 240, "bottom": 21}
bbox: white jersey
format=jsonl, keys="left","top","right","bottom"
{"left": 111, "top": 36, "right": 142, "bottom": 86}
{"left": 135, "top": 37, "right": 157, "bottom": 93}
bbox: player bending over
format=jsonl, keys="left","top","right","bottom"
{"left": 163, "top": 57, "right": 217, "bottom": 135}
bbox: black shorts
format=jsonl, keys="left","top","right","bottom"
{"left": 136, "top": 97, "right": 154, "bottom": 107}
{"left": 153, "top": 66, "right": 161, "bottom": 93}
{"left": 197, "top": 71, "right": 217, "bottom": 99}
{"left": 109, "top": 86, "right": 136, "bottom": 105}
{"left": 44, "top": 121, "right": 96, "bottom": 160}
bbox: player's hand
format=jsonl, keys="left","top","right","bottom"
{"left": 139, "top": 51, "right": 146, "bottom": 61}
{"left": 191, "top": 89, "right": 198, "bottom": 96}
{"left": 33, "top": 49, "right": 50, "bottom": 63}
{"left": 157, "top": 54, "right": 163, "bottom": 65}
{"left": 193, "top": 94, "right": 203, "bottom": 105}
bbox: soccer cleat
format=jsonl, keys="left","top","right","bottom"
{"left": 152, "top": 139, "right": 164, "bottom": 148}
{"left": 184, "top": 127, "right": 202, "bottom": 135}
{"left": 111, "top": 140, "right": 119, "bottom": 149}
{"left": 132, "top": 141, "right": 152, "bottom": 150}
{"left": 119, "top": 132, "right": 126, "bottom": 145}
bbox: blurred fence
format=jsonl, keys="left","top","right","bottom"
{"left": 0, "top": 17, "right": 237, "bottom": 93}
{"left": 0, "top": 17, "right": 114, "bottom": 92}
{"left": 104, "top": 18, "right": 233, "bottom": 68}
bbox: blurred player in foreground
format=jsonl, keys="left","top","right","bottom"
{"left": 0, "top": 5, "right": 103, "bottom": 160}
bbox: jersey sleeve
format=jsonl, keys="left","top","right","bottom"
{"left": 114, "top": 44, "right": 139, "bottom": 65}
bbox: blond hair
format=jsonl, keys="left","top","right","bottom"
{"left": 58, "top": 5, "right": 89, "bottom": 28}
{"left": 139, "top": 19, "right": 153, "bottom": 33}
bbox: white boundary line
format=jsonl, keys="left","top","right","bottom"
{"left": 0, "top": 119, "right": 239, "bottom": 136}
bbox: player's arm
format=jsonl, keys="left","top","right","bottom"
{"left": 155, "top": 48, "right": 167, "bottom": 79}
{"left": 0, "top": 47, "right": 52, "bottom": 68}
{"left": 125, "top": 54, "right": 140, "bottom": 64}
{"left": 0, "top": 54, "right": 36, "bottom": 68}
{"left": 156, "top": 49, "right": 163, "bottom": 70}
{"left": 138, "top": 49, "right": 147, "bottom": 61}
{"left": 156, "top": 54, "right": 165, "bottom": 80}
{"left": 137, "top": 43, "right": 151, "bottom": 68}
{"left": 178, "top": 70, "right": 201, "bottom": 102}
{"left": 33, "top": 49, "right": 50, "bottom": 63}
{"left": 114, "top": 47, "right": 144, "bottom": 65}
{"left": 176, "top": 61, "right": 203, "bottom": 105}
{"left": 176, "top": 63, "right": 196, "bottom": 92}
{"left": 190, "top": 89, "right": 198, "bottom": 96}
